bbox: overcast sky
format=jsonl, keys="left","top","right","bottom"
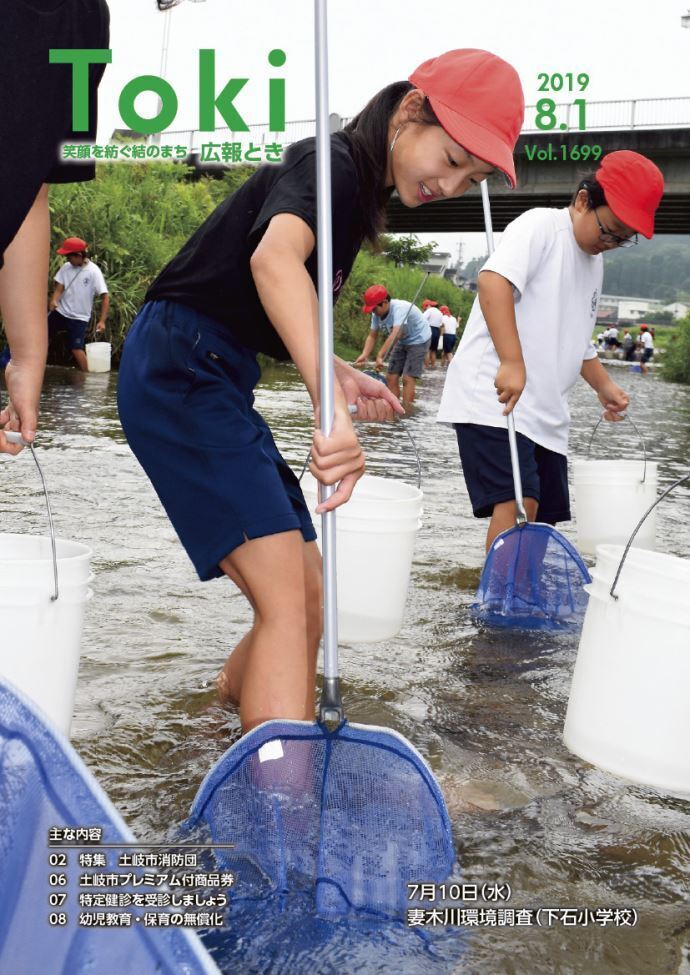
{"left": 99, "top": 0, "right": 690, "bottom": 259}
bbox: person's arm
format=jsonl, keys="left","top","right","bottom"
{"left": 580, "top": 356, "right": 629, "bottom": 421}
{"left": 95, "top": 292, "right": 109, "bottom": 332}
{"left": 249, "top": 214, "right": 363, "bottom": 511}
{"left": 0, "top": 183, "right": 50, "bottom": 452}
{"left": 376, "top": 325, "right": 401, "bottom": 366}
{"left": 477, "top": 270, "right": 526, "bottom": 414}
{"left": 354, "top": 329, "right": 378, "bottom": 366}
{"left": 49, "top": 282, "right": 64, "bottom": 312}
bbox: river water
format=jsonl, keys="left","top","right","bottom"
{"left": 2, "top": 362, "right": 689, "bottom": 974}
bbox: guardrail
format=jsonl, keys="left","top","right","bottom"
{"left": 163, "top": 97, "right": 690, "bottom": 153}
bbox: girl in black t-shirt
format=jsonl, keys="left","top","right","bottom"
{"left": 117, "top": 48, "right": 525, "bottom": 734}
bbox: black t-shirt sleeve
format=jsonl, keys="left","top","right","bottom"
{"left": 247, "top": 142, "right": 359, "bottom": 252}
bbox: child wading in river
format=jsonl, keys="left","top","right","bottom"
{"left": 118, "top": 49, "right": 525, "bottom": 732}
{"left": 438, "top": 150, "right": 664, "bottom": 551}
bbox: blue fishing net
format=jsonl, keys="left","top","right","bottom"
{"left": 473, "top": 523, "right": 591, "bottom": 630}
{"left": 0, "top": 678, "right": 220, "bottom": 975}
{"left": 186, "top": 718, "right": 454, "bottom": 919}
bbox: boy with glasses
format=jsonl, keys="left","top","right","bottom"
{"left": 439, "top": 150, "right": 664, "bottom": 551}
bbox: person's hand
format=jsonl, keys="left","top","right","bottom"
{"left": 311, "top": 403, "right": 365, "bottom": 512}
{"left": 598, "top": 381, "right": 629, "bottom": 421}
{"left": 95, "top": 321, "right": 106, "bottom": 334}
{"left": 336, "top": 361, "right": 404, "bottom": 421}
{"left": 494, "top": 359, "right": 526, "bottom": 415}
{"left": 353, "top": 352, "right": 367, "bottom": 366}
{"left": 0, "top": 358, "right": 43, "bottom": 453}
{"left": 375, "top": 355, "right": 385, "bottom": 371}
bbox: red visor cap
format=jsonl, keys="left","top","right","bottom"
{"left": 422, "top": 299, "right": 438, "bottom": 309}
{"left": 440, "top": 306, "right": 450, "bottom": 315}
{"left": 409, "top": 49, "right": 525, "bottom": 188}
{"left": 596, "top": 151, "right": 664, "bottom": 239}
{"left": 362, "top": 284, "right": 388, "bottom": 313}
{"left": 57, "top": 236, "right": 88, "bottom": 255}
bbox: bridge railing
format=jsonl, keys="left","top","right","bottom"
{"left": 163, "top": 97, "right": 690, "bottom": 153}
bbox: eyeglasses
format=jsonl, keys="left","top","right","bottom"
{"left": 593, "top": 209, "right": 638, "bottom": 248}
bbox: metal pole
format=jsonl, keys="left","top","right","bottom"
{"left": 315, "top": 0, "right": 341, "bottom": 721}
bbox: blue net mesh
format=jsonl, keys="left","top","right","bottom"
{"left": 0, "top": 678, "right": 220, "bottom": 975}
{"left": 186, "top": 719, "right": 454, "bottom": 919}
{"left": 473, "top": 523, "right": 591, "bottom": 630}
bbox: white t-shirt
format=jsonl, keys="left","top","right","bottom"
{"left": 441, "top": 314, "right": 458, "bottom": 336}
{"left": 55, "top": 261, "right": 108, "bottom": 322}
{"left": 605, "top": 326, "right": 619, "bottom": 339}
{"left": 423, "top": 306, "right": 443, "bottom": 328}
{"left": 641, "top": 331, "right": 654, "bottom": 349}
{"left": 438, "top": 207, "right": 602, "bottom": 455}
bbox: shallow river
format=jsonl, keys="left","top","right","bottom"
{"left": 2, "top": 361, "right": 689, "bottom": 975}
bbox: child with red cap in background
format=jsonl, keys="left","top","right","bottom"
{"left": 439, "top": 305, "right": 459, "bottom": 366}
{"left": 354, "top": 285, "right": 431, "bottom": 406}
{"left": 422, "top": 299, "right": 444, "bottom": 369}
{"left": 439, "top": 150, "right": 664, "bottom": 552}
{"left": 118, "top": 49, "right": 524, "bottom": 734}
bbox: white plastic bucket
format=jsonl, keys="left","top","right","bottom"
{"left": 563, "top": 543, "right": 690, "bottom": 796}
{"left": 573, "top": 459, "right": 658, "bottom": 554}
{"left": 85, "top": 341, "right": 111, "bottom": 373}
{"left": 301, "top": 473, "right": 423, "bottom": 642}
{"left": 0, "top": 535, "right": 92, "bottom": 735}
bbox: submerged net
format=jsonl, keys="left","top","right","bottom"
{"left": 473, "top": 522, "right": 591, "bottom": 629}
{"left": 0, "top": 679, "right": 220, "bottom": 975}
{"left": 186, "top": 718, "right": 454, "bottom": 918}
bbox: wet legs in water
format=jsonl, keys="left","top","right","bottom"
{"left": 216, "top": 533, "right": 322, "bottom": 733}
{"left": 386, "top": 371, "right": 416, "bottom": 410}
{"left": 486, "top": 497, "right": 538, "bottom": 552}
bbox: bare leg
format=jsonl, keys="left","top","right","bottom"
{"left": 216, "top": 534, "right": 322, "bottom": 732}
{"left": 386, "top": 372, "right": 401, "bottom": 401}
{"left": 486, "top": 497, "right": 538, "bottom": 552}
{"left": 72, "top": 348, "right": 88, "bottom": 371}
{"left": 402, "top": 374, "right": 416, "bottom": 409}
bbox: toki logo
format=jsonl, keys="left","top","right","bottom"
{"left": 333, "top": 269, "right": 343, "bottom": 295}
{"left": 591, "top": 288, "right": 599, "bottom": 314}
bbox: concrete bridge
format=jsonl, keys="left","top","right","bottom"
{"left": 171, "top": 97, "right": 690, "bottom": 234}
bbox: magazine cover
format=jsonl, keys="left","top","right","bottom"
{"left": 1, "top": 1, "right": 689, "bottom": 973}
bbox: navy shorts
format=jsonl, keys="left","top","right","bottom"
{"left": 641, "top": 347, "right": 654, "bottom": 363}
{"left": 429, "top": 326, "right": 441, "bottom": 348}
{"left": 48, "top": 309, "right": 88, "bottom": 350}
{"left": 454, "top": 423, "right": 571, "bottom": 523}
{"left": 117, "top": 300, "right": 317, "bottom": 581}
{"left": 442, "top": 334, "right": 457, "bottom": 354}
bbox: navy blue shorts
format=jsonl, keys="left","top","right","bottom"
{"left": 442, "top": 334, "right": 457, "bottom": 355}
{"left": 117, "top": 300, "right": 317, "bottom": 581}
{"left": 48, "top": 309, "right": 88, "bottom": 350}
{"left": 429, "top": 326, "right": 441, "bottom": 348}
{"left": 454, "top": 422, "right": 571, "bottom": 523}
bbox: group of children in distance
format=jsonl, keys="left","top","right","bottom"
{"left": 112, "top": 48, "right": 664, "bottom": 735}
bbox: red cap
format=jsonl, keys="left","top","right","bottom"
{"left": 440, "top": 305, "right": 450, "bottom": 315}
{"left": 409, "top": 49, "right": 524, "bottom": 188}
{"left": 362, "top": 284, "right": 388, "bottom": 313}
{"left": 57, "top": 236, "right": 88, "bottom": 255}
{"left": 596, "top": 151, "right": 664, "bottom": 239}
{"left": 422, "top": 299, "right": 438, "bottom": 309}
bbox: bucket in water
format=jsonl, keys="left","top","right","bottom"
{"left": 0, "top": 437, "right": 92, "bottom": 736}
{"left": 563, "top": 474, "right": 690, "bottom": 796}
{"left": 300, "top": 472, "right": 423, "bottom": 642}
{"left": 573, "top": 415, "right": 657, "bottom": 555}
{"left": 85, "top": 340, "right": 111, "bottom": 372}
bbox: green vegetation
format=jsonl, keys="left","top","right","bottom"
{"left": 662, "top": 317, "right": 690, "bottom": 384}
{"left": 602, "top": 235, "right": 690, "bottom": 303}
{"left": 45, "top": 163, "right": 253, "bottom": 355}
{"left": 0, "top": 163, "right": 473, "bottom": 367}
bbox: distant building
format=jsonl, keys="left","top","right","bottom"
{"left": 598, "top": 294, "right": 664, "bottom": 323}
{"left": 421, "top": 251, "right": 452, "bottom": 276}
{"left": 662, "top": 302, "right": 689, "bottom": 320}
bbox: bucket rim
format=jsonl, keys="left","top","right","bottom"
{"left": 0, "top": 533, "right": 92, "bottom": 562}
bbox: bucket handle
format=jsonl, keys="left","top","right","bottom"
{"left": 609, "top": 471, "right": 690, "bottom": 599}
{"left": 586, "top": 414, "right": 648, "bottom": 483}
{"left": 3, "top": 432, "right": 59, "bottom": 601}
{"left": 299, "top": 407, "right": 422, "bottom": 491}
